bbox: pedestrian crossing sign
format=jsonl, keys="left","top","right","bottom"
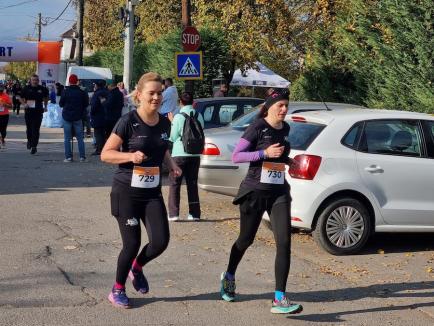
{"left": 175, "top": 52, "right": 203, "bottom": 80}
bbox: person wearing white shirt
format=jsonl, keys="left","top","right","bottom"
{"left": 159, "top": 78, "right": 179, "bottom": 118}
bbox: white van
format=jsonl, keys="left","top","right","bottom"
{"left": 65, "top": 66, "right": 113, "bottom": 94}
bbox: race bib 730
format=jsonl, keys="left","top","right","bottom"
{"left": 260, "top": 162, "right": 285, "bottom": 184}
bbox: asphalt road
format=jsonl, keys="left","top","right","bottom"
{"left": 1, "top": 114, "right": 434, "bottom": 326}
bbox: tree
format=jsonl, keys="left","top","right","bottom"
{"left": 193, "top": 0, "right": 316, "bottom": 84}
{"left": 84, "top": 43, "right": 148, "bottom": 85}
{"left": 135, "top": 0, "right": 182, "bottom": 43}
{"left": 291, "top": 0, "right": 434, "bottom": 112}
{"left": 82, "top": 0, "right": 124, "bottom": 50}
{"left": 82, "top": 0, "right": 316, "bottom": 87}
{"left": 4, "top": 62, "right": 37, "bottom": 81}
{"left": 82, "top": 0, "right": 181, "bottom": 49}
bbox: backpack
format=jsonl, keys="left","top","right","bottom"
{"left": 181, "top": 112, "right": 205, "bottom": 154}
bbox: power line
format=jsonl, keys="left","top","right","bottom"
{"left": 46, "top": 0, "right": 72, "bottom": 25}
{"left": 0, "top": 0, "right": 38, "bottom": 10}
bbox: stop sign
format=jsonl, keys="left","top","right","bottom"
{"left": 181, "top": 26, "right": 201, "bottom": 52}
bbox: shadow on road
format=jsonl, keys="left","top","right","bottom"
{"left": 128, "top": 280, "right": 434, "bottom": 311}
{"left": 357, "top": 233, "right": 434, "bottom": 255}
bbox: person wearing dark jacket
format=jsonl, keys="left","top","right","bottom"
{"left": 90, "top": 81, "right": 109, "bottom": 155}
{"left": 104, "top": 83, "right": 125, "bottom": 139}
{"left": 59, "top": 74, "right": 89, "bottom": 162}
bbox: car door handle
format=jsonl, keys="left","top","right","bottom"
{"left": 364, "top": 165, "right": 384, "bottom": 173}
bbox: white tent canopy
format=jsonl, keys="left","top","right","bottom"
{"left": 230, "top": 62, "right": 290, "bottom": 88}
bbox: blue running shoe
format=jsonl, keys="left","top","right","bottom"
{"left": 108, "top": 287, "right": 130, "bottom": 308}
{"left": 220, "top": 272, "right": 236, "bottom": 302}
{"left": 129, "top": 269, "right": 149, "bottom": 294}
{"left": 270, "top": 296, "right": 303, "bottom": 314}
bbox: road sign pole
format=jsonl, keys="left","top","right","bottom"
{"left": 182, "top": 0, "right": 194, "bottom": 94}
{"left": 123, "top": 0, "right": 137, "bottom": 92}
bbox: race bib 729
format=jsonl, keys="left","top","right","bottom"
{"left": 131, "top": 166, "right": 160, "bottom": 188}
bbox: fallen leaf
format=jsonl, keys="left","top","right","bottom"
{"left": 64, "top": 245, "right": 77, "bottom": 250}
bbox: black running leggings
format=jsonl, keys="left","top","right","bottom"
{"left": 0, "top": 115, "right": 9, "bottom": 140}
{"left": 227, "top": 192, "right": 291, "bottom": 292}
{"left": 115, "top": 198, "right": 170, "bottom": 285}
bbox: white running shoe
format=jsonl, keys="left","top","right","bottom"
{"left": 168, "top": 216, "right": 179, "bottom": 222}
{"left": 187, "top": 214, "right": 200, "bottom": 221}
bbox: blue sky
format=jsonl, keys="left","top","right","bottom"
{"left": 0, "top": 0, "right": 76, "bottom": 41}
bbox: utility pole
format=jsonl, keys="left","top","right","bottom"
{"left": 122, "top": 0, "right": 137, "bottom": 92}
{"left": 37, "top": 13, "right": 42, "bottom": 41}
{"left": 76, "top": 0, "right": 85, "bottom": 66}
{"left": 181, "top": 0, "right": 194, "bottom": 94}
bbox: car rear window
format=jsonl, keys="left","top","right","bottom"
{"left": 288, "top": 121, "right": 326, "bottom": 150}
{"left": 231, "top": 106, "right": 260, "bottom": 128}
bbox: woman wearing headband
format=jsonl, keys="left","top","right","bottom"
{"left": 219, "top": 90, "right": 303, "bottom": 315}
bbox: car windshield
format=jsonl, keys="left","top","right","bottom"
{"left": 79, "top": 79, "right": 105, "bottom": 93}
{"left": 288, "top": 121, "right": 326, "bottom": 150}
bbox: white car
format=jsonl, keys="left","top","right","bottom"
{"left": 201, "top": 108, "right": 434, "bottom": 255}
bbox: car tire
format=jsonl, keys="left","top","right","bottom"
{"left": 313, "top": 197, "right": 371, "bottom": 255}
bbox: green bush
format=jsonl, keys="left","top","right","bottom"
{"left": 293, "top": 0, "right": 433, "bottom": 112}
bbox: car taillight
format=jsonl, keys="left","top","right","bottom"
{"left": 202, "top": 143, "right": 220, "bottom": 155}
{"left": 288, "top": 154, "right": 322, "bottom": 180}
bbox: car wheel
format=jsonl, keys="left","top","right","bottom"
{"left": 313, "top": 197, "right": 371, "bottom": 255}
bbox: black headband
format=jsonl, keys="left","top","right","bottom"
{"left": 263, "top": 90, "right": 289, "bottom": 109}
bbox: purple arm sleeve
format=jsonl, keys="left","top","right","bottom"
{"left": 232, "top": 138, "right": 265, "bottom": 163}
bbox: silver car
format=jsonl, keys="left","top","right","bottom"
{"left": 200, "top": 106, "right": 434, "bottom": 255}
{"left": 199, "top": 102, "right": 364, "bottom": 196}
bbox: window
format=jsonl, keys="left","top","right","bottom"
{"left": 342, "top": 123, "right": 362, "bottom": 149}
{"left": 242, "top": 104, "right": 255, "bottom": 111}
{"left": 231, "top": 106, "right": 261, "bottom": 129}
{"left": 203, "top": 105, "right": 214, "bottom": 122}
{"left": 359, "top": 120, "right": 422, "bottom": 157}
{"left": 219, "top": 104, "right": 238, "bottom": 124}
{"left": 429, "top": 121, "right": 434, "bottom": 141}
{"left": 287, "top": 121, "right": 326, "bottom": 150}
{"left": 423, "top": 120, "right": 434, "bottom": 158}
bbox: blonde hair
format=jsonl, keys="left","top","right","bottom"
{"left": 129, "top": 72, "right": 163, "bottom": 106}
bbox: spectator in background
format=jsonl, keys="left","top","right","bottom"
{"left": 49, "top": 85, "right": 57, "bottom": 104}
{"left": 59, "top": 74, "right": 89, "bottom": 162}
{"left": 213, "top": 83, "right": 228, "bottom": 97}
{"left": 0, "top": 84, "right": 12, "bottom": 151}
{"left": 55, "top": 82, "right": 64, "bottom": 96}
{"left": 168, "top": 92, "right": 205, "bottom": 222}
{"left": 90, "top": 81, "right": 109, "bottom": 155}
{"left": 266, "top": 88, "right": 276, "bottom": 97}
{"left": 11, "top": 81, "right": 22, "bottom": 115}
{"left": 104, "top": 82, "right": 124, "bottom": 140}
{"left": 160, "top": 78, "right": 179, "bottom": 119}
{"left": 117, "top": 82, "right": 128, "bottom": 97}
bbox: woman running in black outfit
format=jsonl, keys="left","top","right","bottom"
{"left": 101, "top": 72, "right": 181, "bottom": 308}
{"left": 220, "top": 90, "right": 303, "bottom": 314}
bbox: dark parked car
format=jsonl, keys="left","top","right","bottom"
{"left": 193, "top": 97, "right": 263, "bottom": 129}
